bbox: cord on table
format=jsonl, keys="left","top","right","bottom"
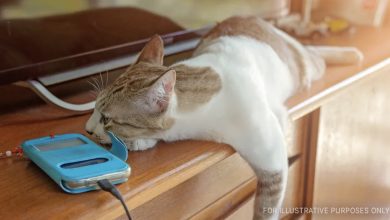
{"left": 97, "top": 179, "right": 132, "bottom": 220}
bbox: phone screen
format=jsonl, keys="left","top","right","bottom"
{"left": 35, "top": 138, "right": 86, "bottom": 151}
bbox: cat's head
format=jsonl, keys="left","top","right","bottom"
{"left": 85, "top": 35, "right": 176, "bottom": 144}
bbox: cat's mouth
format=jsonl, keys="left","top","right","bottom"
{"left": 88, "top": 135, "right": 112, "bottom": 147}
{"left": 97, "top": 138, "right": 112, "bottom": 147}
{"left": 94, "top": 137, "right": 112, "bottom": 148}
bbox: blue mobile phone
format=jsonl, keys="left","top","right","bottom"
{"left": 22, "top": 132, "right": 130, "bottom": 194}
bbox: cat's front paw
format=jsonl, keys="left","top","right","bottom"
{"left": 126, "top": 139, "right": 158, "bottom": 151}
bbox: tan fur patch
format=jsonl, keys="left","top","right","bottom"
{"left": 202, "top": 16, "right": 304, "bottom": 88}
{"left": 136, "top": 35, "right": 164, "bottom": 65}
{"left": 254, "top": 170, "right": 283, "bottom": 219}
{"left": 172, "top": 64, "right": 222, "bottom": 112}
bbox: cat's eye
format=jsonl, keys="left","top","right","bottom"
{"left": 100, "top": 115, "right": 110, "bottom": 125}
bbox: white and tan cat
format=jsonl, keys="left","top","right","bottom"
{"left": 85, "top": 16, "right": 362, "bottom": 220}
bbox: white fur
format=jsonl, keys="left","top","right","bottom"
{"left": 159, "top": 36, "right": 312, "bottom": 219}
{"left": 307, "top": 45, "right": 364, "bottom": 65}
{"left": 164, "top": 36, "right": 294, "bottom": 143}
{"left": 127, "top": 139, "right": 158, "bottom": 151}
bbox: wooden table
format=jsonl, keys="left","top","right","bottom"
{"left": 1, "top": 22, "right": 389, "bottom": 220}
{"left": 0, "top": 71, "right": 258, "bottom": 220}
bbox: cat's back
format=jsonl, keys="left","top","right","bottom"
{"left": 184, "top": 16, "right": 297, "bottom": 102}
{"left": 200, "top": 16, "right": 301, "bottom": 81}
{"left": 201, "top": 16, "right": 288, "bottom": 55}
{"left": 195, "top": 16, "right": 326, "bottom": 90}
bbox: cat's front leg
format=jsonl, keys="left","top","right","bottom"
{"left": 125, "top": 139, "right": 158, "bottom": 151}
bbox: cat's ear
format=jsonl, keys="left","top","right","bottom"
{"left": 136, "top": 35, "right": 164, "bottom": 65}
{"left": 145, "top": 69, "right": 176, "bottom": 113}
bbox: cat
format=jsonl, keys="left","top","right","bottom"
{"left": 85, "top": 16, "right": 362, "bottom": 220}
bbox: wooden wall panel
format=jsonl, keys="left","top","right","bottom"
{"left": 283, "top": 111, "right": 321, "bottom": 220}
{"left": 283, "top": 119, "right": 306, "bottom": 213}
{"left": 312, "top": 69, "right": 390, "bottom": 220}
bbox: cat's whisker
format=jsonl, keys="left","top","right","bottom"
{"left": 92, "top": 77, "right": 102, "bottom": 92}
{"left": 105, "top": 70, "right": 109, "bottom": 88}
{"left": 87, "top": 80, "right": 100, "bottom": 93}
{"left": 88, "top": 90, "right": 98, "bottom": 98}
{"left": 91, "top": 78, "right": 99, "bottom": 92}
{"left": 99, "top": 73, "right": 104, "bottom": 90}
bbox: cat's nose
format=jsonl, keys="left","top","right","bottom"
{"left": 86, "top": 130, "right": 93, "bottom": 135}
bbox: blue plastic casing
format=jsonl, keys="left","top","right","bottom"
{"left": 22, "top": 133, "right": 130, "bottom": 194}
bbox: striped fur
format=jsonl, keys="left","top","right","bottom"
{"left": 173, "top": 64, "right": 222, "bottom": 111}
{"left": 255, "top": 170, "right": 283, "bottom": 219}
